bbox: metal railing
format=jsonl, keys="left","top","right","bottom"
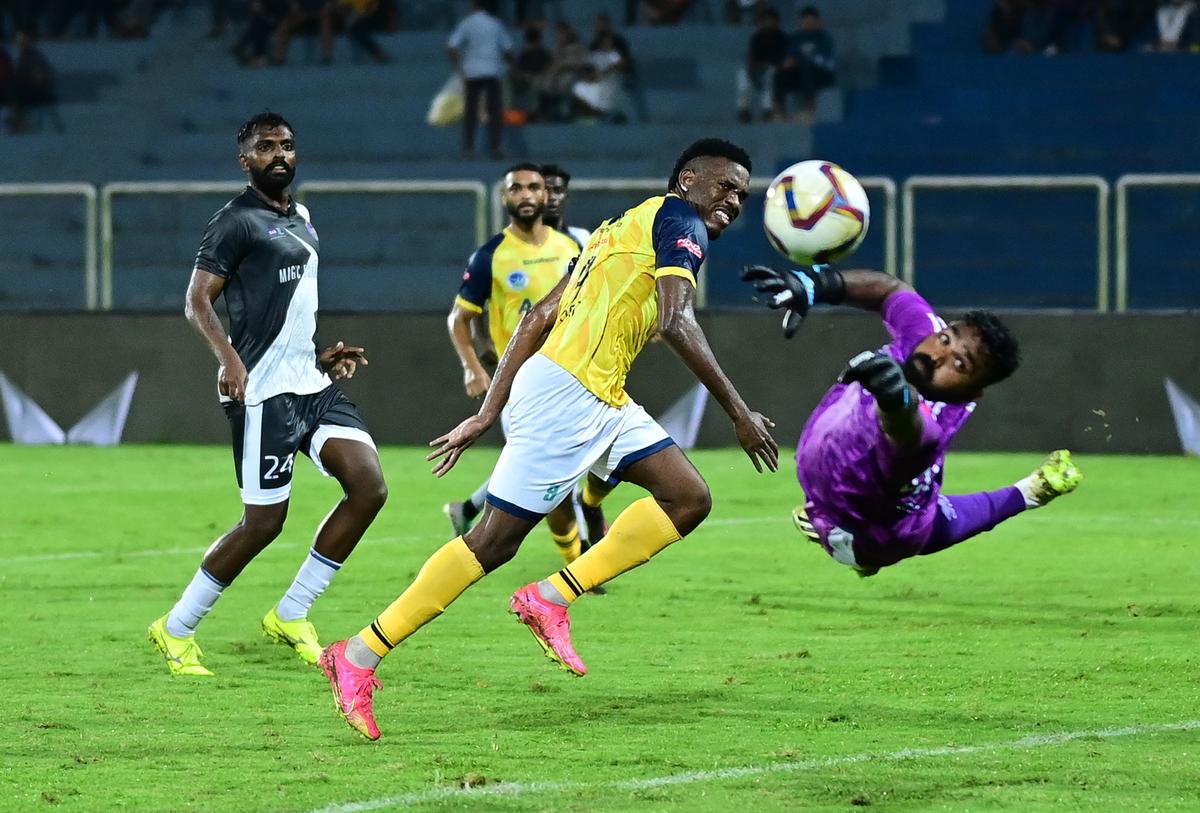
{"left": 1114, "top": 173, "right": 1200, "bottom": 313}
{"left": 297, "top": 179, "right": 489, "bottom": 247}
{"left": 19, "top": 173, "right": 1196, "bottom": 312}
{"left": 100, "top": 181, "right": 245, "bottom": 310}
{"left": 0, "top": 183, "right": 98, "bottom": 309}
{"left": 489, "top": 175, "right": 899, "bottom": 302}
{"left": 903, "top": 175, "right": 1111, "bottom": 311}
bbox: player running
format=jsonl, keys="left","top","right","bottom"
{"left": 147, "top": 112, "right": 387, "bottom": 676}
{"left": 741, "top": 264, "right": 1082, "bottom": 577}
{"left": 320, "top": 138, "right": 777, "bottom": 740}
{"left": 441, "top": 162, "right": 606, "bottom": 565}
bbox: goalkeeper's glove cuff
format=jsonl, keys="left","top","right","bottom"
{"left": 809, "top": 265, "right": 846, "bottom": 306}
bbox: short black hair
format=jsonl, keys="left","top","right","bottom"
{"left": 504, "top": 162, "right": 544, "bottom": 178}
{"left": 667, "top": 138, "right": 752, "bottom": 192}
{"left": 539, "top": 163, "right": 571, "bottom": 185}
{"left": 963, "top": 310, "right": 1020, "bottom": 386}
{"left": 237, "top": 112, "right": 293, "bottom": 146}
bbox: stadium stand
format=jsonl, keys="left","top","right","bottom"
{"left": 0, "top": 0, "right": 1196, "bottom": 311}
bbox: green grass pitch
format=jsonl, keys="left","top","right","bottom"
{"left": 2, "top": 445, "right": 1198, "bottom": 812}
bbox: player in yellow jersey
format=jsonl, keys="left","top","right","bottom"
{"left": 441, "top": 163, "right": 599, "bottom": 566}
{"left": 319, "top": 139, "right": 777, "bottom": 740}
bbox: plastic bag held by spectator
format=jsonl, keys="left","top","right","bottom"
{"left": 427, "top": 75, "right": 465, "bottom": 126}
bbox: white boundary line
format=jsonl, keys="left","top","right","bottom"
{"left": 9, "top": 511, "right": 1200, "bottom": 567}
{"left": 304, "top": 719, "right": 1200, "bottom": 813}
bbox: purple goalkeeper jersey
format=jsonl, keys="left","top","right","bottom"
{"left": 796, "top": 291, "right": 977, "bottom": 567}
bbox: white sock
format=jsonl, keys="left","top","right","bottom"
{"left": 1014, "top": 475, "right": 1042, "bottom": 509}
{"left": 537, "top": 578, "right": 569, "bottom": 607}
{"left": 276, "top": 548, "right": 341, "bottom": 621}
{"left": 345, "top": 635, "right": 382, "bottom": 669}
{"left": 165, "top": 568, "right": 227, "bottom": 637}
{"left": 469, "top": 479, "right": 490, "bottom": 513}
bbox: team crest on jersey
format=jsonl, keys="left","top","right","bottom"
{"left": 266, "top": 227, "right": 284, "bottom": 239}
{"left": 507, "top": 271, "right": 529, "bottom": 290}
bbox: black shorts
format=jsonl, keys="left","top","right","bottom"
{"left": 225, "top": 385, "right": 374, "bottom": 505}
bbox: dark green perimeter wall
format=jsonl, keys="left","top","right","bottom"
{"left": 4, "top": 311, "right": 1199, "bottom": 455}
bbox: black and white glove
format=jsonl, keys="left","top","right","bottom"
{"left": 838, "top": 351, "right": 914, "bottom": 413}
{"left": 739, "top": 264, "right": 846, "bottom": 339}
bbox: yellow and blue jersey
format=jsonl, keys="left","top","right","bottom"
{"left": 540, "top": 194, "right": 708, "bottom": 407}
{"left": 455, "top": 226, "right": 580, "bottom": 354}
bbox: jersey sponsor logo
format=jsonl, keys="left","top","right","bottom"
{"left": 305, "top": 221, "right": 318, "bottom": 238}
{"left": 266, "top": 227, "right": 284, "bottom": 239}
{"left": 521, "top": 256, "right": 558, "bottom": 265}
{"left": 278, "top": 263, "right": 305, "bottom": 283}
{"left": 506, "top": 271, "right": 529, "bottom": 290}
{"left": 676, "top": 236, "right": 703, "bottom": 259}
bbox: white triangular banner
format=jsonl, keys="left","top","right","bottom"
{"left": 656, "top": 383, "right": 709, "bottom": 450}
{"left": 1164, "top": 377, "right": 1200, "bottom": 456}
{"left": 66, "top": 372, "right": 139, "bottom": 446}
{"left": 0, "top": 372, "right": 66, "bottom": 444}
{"left": 0, "top": 371, "right": 138, "bottom": 446}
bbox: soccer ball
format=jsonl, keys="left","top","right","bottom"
{"left": 763, "top": 160, "right": 870, "bottom": 265}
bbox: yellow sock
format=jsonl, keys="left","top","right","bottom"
{"left": 359, "top": 537, "right": 484, "bottom": 657}
{"left": 550, "top": 522, "right": 582, "bottom": 564}
{"left": 547, "top": 497, "right": 680, "bottom": 604}
{"left": 581, "top": 480, "right": 605, "bottom": 508}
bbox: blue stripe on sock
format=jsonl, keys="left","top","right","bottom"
{"left": 199, "top": 567, "right": 230, "bottom": 589}
{"left": 309, "top": 548, "right": 343, "bottom": 570}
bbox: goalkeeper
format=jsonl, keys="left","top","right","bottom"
{"left": 741, "top": 264, "right": 1082, "bottom": 576}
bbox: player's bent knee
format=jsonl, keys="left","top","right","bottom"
{"left": 242, "top": 510, "right": 287, "bottom": 542}
{"left": 353, "top": 478, "right": 388, "bottom": 513}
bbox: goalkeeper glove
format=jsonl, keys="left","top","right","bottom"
{"left": 838, "top": 351, "right": 915, "bottom": 413}
{"left": 739, "top": 264, "right": 846, "bottom": 338}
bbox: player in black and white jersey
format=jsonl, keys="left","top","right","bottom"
{"left": 147, "top": 112, "right": 388, "bottom": 676}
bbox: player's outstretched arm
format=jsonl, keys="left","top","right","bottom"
{"left": 839, "top": 351, "right": 924, "bottom": 448}
{"left": 741, "top": 266, "right": 913, "bottom": 337}
{"left": 185, "top": 267, "right": 247, "bottom": 403}
{"left": 427, "top": 273, "right": 570, "bottom": 477}
{"left": 447, "top": 302, "right": 492, "bottom": 398}
{"left": 656, "top": 275, "right": 778, "bottom": 473}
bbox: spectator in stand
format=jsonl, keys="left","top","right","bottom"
{"left": 589, "top": 12, "right": 645, "bottom": 122}
{"left": 331, "top": 0, "right": 390, "bottom": 62}
{"left": 640, "top": 0, "right": 697, "bottom": 24}
{"left": 572, "top": 28, "right": 628, "bottom": 121}
{"left": 233, "top": 0, "right": 290, "bottom": 66}
{"left": 774, "top": 5, "right": 835, "bottom": 123}
{"left": 8, "top": 31, "right": 59, "bottom": 133}
{"left": 542, "top": 19, "right": 588, "bottom": 121}
{"left": 983, "top": 0, "right": 1026, "bottom": 53}
{"left": 272, "top": 0, "right": 336, "bottom": 64}
{"left": 511, "top": 25, "right": 552, "bottom": 120}
{"left": 1152, "top": 0, "right": 1196, "bottom": 50}
{"left": 1094, "top": 0, "right": 1157, "bottom": 50}
{"left": 1013, "top": 0, "right": 1074, "bottom": 54}
{"left": 447, "top": 0, "right": 513, "bottom": 159}
{"left": 737, "top": 5, "right": 787, "bottom": 122}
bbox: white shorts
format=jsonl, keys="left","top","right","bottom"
{"left": 486, "top": 354, "right": 674, "bottom": 520}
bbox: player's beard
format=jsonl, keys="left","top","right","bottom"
{"left": 507, "top": 199, "right": 543, "bottom": 229}
{"left": 250, "top": 160, "right": 296, "bottom": 195}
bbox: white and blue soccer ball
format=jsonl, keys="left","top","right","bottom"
{"left": 763, "top": 160, "right": 870, "bottom": 265}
